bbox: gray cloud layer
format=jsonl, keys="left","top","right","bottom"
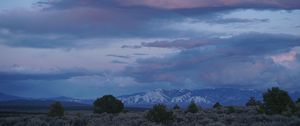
{"left": 124, "top": 33, "right": 300, "bottom": 90}
{"left": 0, "top": 0, "right": 297, "bottom": 48}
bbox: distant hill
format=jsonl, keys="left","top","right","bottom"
{"left": 0, "top": 99, "right": 88, "bottom": 107}
{"left": 0, "top": 92, "right": 23, "bottom": 101}
{"left": 0, "top": 93, "right": 91, "bottom": 111}
{"left": 1, "top": 88, "right": 300, "bottom": 109}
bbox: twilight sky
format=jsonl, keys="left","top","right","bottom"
{"left": 0, "top": 0, "right": 300, "bottom": 98}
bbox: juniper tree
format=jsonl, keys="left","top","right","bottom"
{"left": 48, "top": 101, "right": 64, "bottom": 117}
{"left": 93, "top": 95, "right": 124, "bottom": 114}
{"left": 187, "top": 101, "right": 199, "bottom": 113}
{"left": 146, "top": 104, "right": 174, "bottom": 124}
{"left": 263, "top": 87, "right": 295, "bottom": 114}
{"left": 213, "top": 102, "right": 222, "bottom": 109}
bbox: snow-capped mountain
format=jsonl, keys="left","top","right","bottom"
{"left": 118, "top": 88, "right": 264, "bottom": 107}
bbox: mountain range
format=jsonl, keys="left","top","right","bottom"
{"left": 1, "top": 88, "right": 300, "bottom": 108}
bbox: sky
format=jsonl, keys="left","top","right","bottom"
{"left": 0, "top": 0, "right": 300, "bottom": 99}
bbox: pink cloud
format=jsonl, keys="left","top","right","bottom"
{"left": 271, "top": 51, "right": 297, "bottom": 63}
{"left": 271, "top": 50, "right": 298, "bottom": 69}
{"left": 118, "top": 0, "right": 300, "bottom": 9}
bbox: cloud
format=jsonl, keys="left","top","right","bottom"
{"left": 111, "top": 60, "right": 128, "bottom": 64}
{"left": 0, "top": 0, "right": 298, "bottom": 49}
{"left": 133, "top": 53, "right": 149, "bottom": 56}
{"left": 106, "top": 54, "right": 131, "bottom": 59}
{"left": 141, "top": 33, "right": 300, "bottom": 53}
{"left": 38, "top": 0, "right": 300, "bottom": 10}
{"left": 119, "top": 0, "right": 300, "bottom": 10}
{"left": 0, "top": 67, "right": 103, "bottom": 81}
{"left": 271, "top": 47, "right": 300, "bottom": 69}
{"left": 203, "top": 18, "right": 269, "bottom": 24}
{"left": 121, "top": 45, "right": 143, "bottom": 49}
{"left": 272, "top": 50, "right": 297, "bottom": 63}
{"left": 0, "top": 3, "right": 173, "bottom": 48}
{"left": 141, "top": 39, "right": 216, "bottom": 49}
{"left": 124, "top": 33, "right": 300, "bottom": 90}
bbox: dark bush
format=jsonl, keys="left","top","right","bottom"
{"left": 296, "top": 98, "right": 300, "bottom": 104}
{"left": 227, "top": 106, "right": 235, "bottom": 114}
{"left": 187, "top": 101, "right": 199, "bottom": 113}
{"left": 213, "top": 102, "right": 222, "bottom": 109}
{"left": 146, "top": 104, "right": 174, "bottom": 124}
{"left": 48, "top": 101, "right": 64, "bottom": 117}
{"left": 246, "top": 97, "right": 262, "bottom": 107}
{"left": 263, "top": 87, "right": 295, "bottom": 114}
{"left": 93, "top": 95, "right": 124, "bottom": 114}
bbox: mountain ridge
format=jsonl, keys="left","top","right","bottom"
{"left": 118, "top": 88, "right": 264, "bottom": 107}
{"left": 1, "top": 88, "right": 300, "bottom": 108}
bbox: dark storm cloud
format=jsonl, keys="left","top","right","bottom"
{"left": 123, "top": 33, "right": 300, "bottom": 90}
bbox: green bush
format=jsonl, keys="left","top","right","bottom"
{"left": 93, "top": 95, "right": 124, "bottom": 114}
{"left": 146, "top": 104, "right": 174, "bottom": 124}
{"left": 187, "top": 101, "right": 199, "bottom": 113}
{"left": 227, "top": 106, "right": 235, "bottom": 113}
{"left": 48, "top": 101, "right": 64, "bottom": 117}
{"left": 213, "top": 102, "right": 222, "bottom": 109}
{"left": 263, "top": 87, "right": 295, "bottom": 114}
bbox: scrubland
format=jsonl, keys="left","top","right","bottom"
{"left": 1, "top": 107, "right": 300, "bottom": 126}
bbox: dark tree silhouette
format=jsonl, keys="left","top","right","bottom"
{"left": 173, "top": 104, "right": 180, "bottom": 110}
{"left": 246, "top": 97, "right": 261, "bottom": 107}
{"left": 187, "top": 101, "right": 199, "bottom": 113}
{"left": 146, "top": 104, "right": 174, "bottom": 124}
{"left": 296, "top": 98, "right": 300, "bottom": 104}
{"left": 213, "top": 102, "right": 222, "bottom": 109}
{"left": 263, "top": 87, "right": 295, "bottom": 114}
{"left": 48, "top": 101, "right": 64, "bottom": 117}
{"left": 93, "top": 95, "right": 124, "bottom": 114}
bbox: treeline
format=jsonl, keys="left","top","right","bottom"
{"left": 47, "top": 87, "right": 300, "bottom": 124}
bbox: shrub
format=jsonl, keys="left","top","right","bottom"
{"left": 48, "top": 101, "right": 64, "bottom": 117}
{"left": 187, "top": 101, "right": 199, "bottom": 113}
{"left": 173, "top": 104, "right": 181, "bottom": 110}
{"left": 146, "top": 104, "right": 174, "bottom": 124}
{"left": 93, "top": 95, "right": 124, "bottom": 114}
{"left": 263, "top": 87, "right": 295, "bottom": 114}
{"left": 257, "top": 105, "right": 265, "bottom": 114}
{"left": 227, "top": 106, "right": 235, "bottom": 114}
{"left": 246, "top": 97, "right": 262, "bottom": 107}
{"left": 213, "top": 102, "right": 222, "bottom": 109}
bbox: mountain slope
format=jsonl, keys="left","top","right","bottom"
{"left": 118, "top": 88, "right": 265, "bottom": 107}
